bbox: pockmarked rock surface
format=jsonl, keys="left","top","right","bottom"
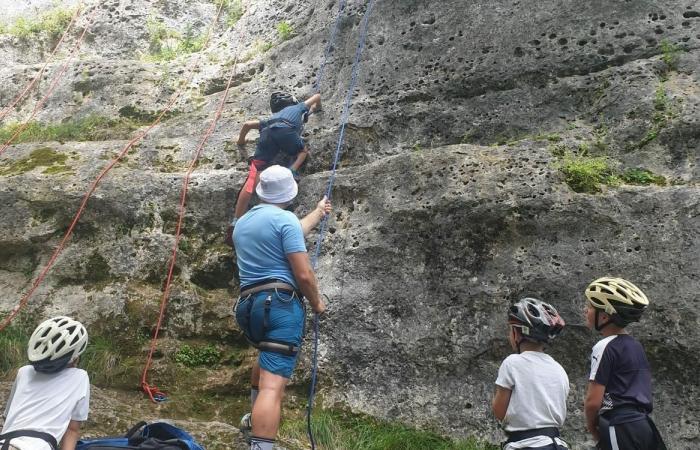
{"left": 0, "top": 0, "right": 698, "bottom": 448}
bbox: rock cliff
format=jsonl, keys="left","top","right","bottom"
{"left": 0, "top": 0, "right": 698, "bottom": 448}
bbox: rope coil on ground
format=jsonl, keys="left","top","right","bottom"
{"left": 307, "top": 0, "right": 377, "bottom": 448}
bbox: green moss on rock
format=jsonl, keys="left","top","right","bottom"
{"left": 0, "top": 147, "right": 69, "bottom": 176}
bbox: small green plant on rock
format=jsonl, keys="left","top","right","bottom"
{"left": 620, "top": 168, "right": 666, "bottom": 186}
{"left": 660, "top": 39, "right": 682, "bottom": 71}
{"left": 1, "top": 7, "right": 73, "bottom": 41}
{"left": 558, "top": 153, "right": 618, "bottom": 193}
{"left": 175, "top": 344, "right": 221, "bottom": 367}
{"left": 145, "top": 18, "right": 207, "bottom": 62}
{"left": 213, "top": 0, "right": 244, "bottom": 27}
{"left": 277, "top": 21, "right": 294, "bottom": 41}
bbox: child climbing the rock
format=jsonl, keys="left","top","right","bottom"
{"left": 233, "top": 91, "right": 322, "bottom": 220}
{"left": 0, "top": 316, "right": 90, "bottom": 450}
{"left": 583, "top": 277, "right": 667, "bottom": 450}
{"left": 492, "top": 297, "right": 570, "bottom": 450}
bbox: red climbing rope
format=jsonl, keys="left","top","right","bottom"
{"left": 141, "top": 39, "right": 242, "bottom": 403}
{"left": 0, "top": 2, "right": 228, "bottom": 333}
{"left": 0, "top": 4, "right": 99, "bottom": 156}
{"left": 0, "top": 6, "right": 82, "bottom": 121}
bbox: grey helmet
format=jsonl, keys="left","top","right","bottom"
{"left": 270, "top": 91, "right": 298, "bottom": 113}
{"left": 508, "top": 297, "right": 565, "bottom": 343}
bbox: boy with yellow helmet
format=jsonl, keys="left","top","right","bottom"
{"left": 583, "top": 277, "right": 666, "bottom": 450}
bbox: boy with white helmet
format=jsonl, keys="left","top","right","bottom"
{"left": 583, "top": 277, "right": 667, "bottom": 450}
{"left": 0, "top": 317, "right": 90, "bottom": 450}
{"left": 492, "top": 297, "right": 570, "bottom": 450}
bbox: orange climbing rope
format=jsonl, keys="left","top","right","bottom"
{"left": 0, "top": 2, "right": 228, "bottom": 333}
{"left": 0, "top": 4, "right": 99, "bottom": 156}
{"left": 140, "top": 34, "right": 243, "bottom": 403}
{"left": 0, "top": 5, "right": 83, "bottom": 121}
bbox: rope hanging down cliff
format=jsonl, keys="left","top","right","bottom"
{"left": 140, "top": 25, "right": 248, "bottom": 404}
{"left": 0, "top": 3, "right": 99, "bottom": 157}
{"left": 0, "top": 4, "right": 83, "bottom": 121}
{"left": 0, "top": 2, "right": 230, "bottom": 334}
{"left": 306, "top": 0, "right": 377, "bottom": 448}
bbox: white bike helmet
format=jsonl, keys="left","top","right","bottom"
{"left": 586, "top": 277, "right": 649, "bottom": 328}
{"left": 28, "top": 316, "right": 88, "bottom": 373}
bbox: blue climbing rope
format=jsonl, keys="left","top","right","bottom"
{"left": 313, "top": 0, "right": 348, "bottom": 94}
{"left": 307, "top": 0, "right": 377, "bottom": 448}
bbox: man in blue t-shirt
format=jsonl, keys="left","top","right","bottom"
{"left": 233, "top": 92, "right": 322, "bottom": 219}
{"left": 232, "top": 165, "right": 328, "bottom": 450}
{"left": 583, "top": 277, "right": 667, "bottom": 450}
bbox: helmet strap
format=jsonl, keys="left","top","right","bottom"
{"left": 594, "top": 310, "right": 613, "bottom": 331}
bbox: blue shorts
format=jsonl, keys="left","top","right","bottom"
{"left": 234, "top": 290, "right": 305, "bottom": 378}
{"left": 255, "top": 126, "right": 306, "bottom": 162}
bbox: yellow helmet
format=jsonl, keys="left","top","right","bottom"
{"left": 586, "top": 277, "right": 649, "bottom": 326}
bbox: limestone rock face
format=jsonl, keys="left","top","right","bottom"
{"left": 0, "top": 0, "right": 698, "bottom": 448}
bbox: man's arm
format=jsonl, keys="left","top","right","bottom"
{"left": 300, "top": 196, "right": 331, "bottom": 236}
{"left": 61, "top": 420, "right": 82, "bottom": 450}
{"left": 237, "top": 120, "right": 261, "bottom": 145}
{"left": 304, "top": 94, "right": 322, "bottom": 113}
{"left": 287, "top": 252, "right": 325, "bottom": 314}
{"left": 584, "top": 381, "right": 605, "bottom": 441}
{"left": 492, "top": 385, "right": 512, "bottom": 421}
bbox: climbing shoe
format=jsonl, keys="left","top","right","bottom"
{"left": 239, "top": 412, "right": 252, "bottom": 444}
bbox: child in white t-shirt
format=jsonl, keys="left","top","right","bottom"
{"left": 492, "top": 298, "right": 570, "bottom": 450}
{"left": 1, "top": 317, "right": 90, "bottom": 450}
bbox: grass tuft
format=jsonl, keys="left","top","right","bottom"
{"left": 0, "top": 320, "right": 33, "bottom": 380}
{"left": 0, "top": 114, "right": 162, "bottom": 145}
{"left": 279, "top": 409, "right": 497, "bottom": 450}
{"left": 145, "top": 18, "right": 207, "bottom": 62}
{"left": 81, "top": 335, "right": 122, "bottom": 385}
{"left": 213, "top": 0, "right": 244, "bottom": 27}
{"left": 620, "top": 168, "right": 666, "bottom": 186}
{"left": 1, "top": 7, "right": 73, "bottom": 41}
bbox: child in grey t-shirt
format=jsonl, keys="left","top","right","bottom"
{"left": 492, "top": 298, "right": 570, "bottom": 450}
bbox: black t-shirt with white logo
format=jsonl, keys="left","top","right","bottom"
{"left": 589, "top": 334, "right": 653, "bottom": 413}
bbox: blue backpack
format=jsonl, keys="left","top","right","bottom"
{"left": 76, "top": 422, "right": 205, "bottom": 450}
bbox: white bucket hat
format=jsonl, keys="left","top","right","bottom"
{"left": 256, "top": 165, "right": 298, "bottom": 204}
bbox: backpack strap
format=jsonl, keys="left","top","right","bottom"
{"left": 0, "top": 430, "right": 58, "bottom": 450}
{"left": 125, "top": 421, "right": 149, "bottom": 439}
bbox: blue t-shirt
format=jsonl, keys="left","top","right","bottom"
{"left": 589, "top": 334, "right": 653, "bottom": 413}
{"left": 233, "top": 204, "right": 307, "bottom": 289}
{"left": 260, "top": 102, "right": 309, "bottom": 134}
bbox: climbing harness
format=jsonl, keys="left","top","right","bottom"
{"left": 306, "top": 0, "right": 377, "bottom": 448}
{"left": 0, "top": 430, "right": 58, "bottom": 450}
{"left": 235, "top": 282, "right": 304, "bottom": 356}
{"left": 0, "top": 3, "right": 99, "bottom": 156}
{"left": 0, "top": 5, "right": 83, "bottom": 121}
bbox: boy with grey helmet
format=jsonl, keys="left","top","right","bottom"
{"left": 233, "top": 91, "right": 322, "bottom": 220}
{"left": 583, "top": 277, "right": 667, "bottom": 450}
{"left": 1, "top": 317, "right": 90, "bottom": 450}
{"left": 493, "top": 297, "right": 570, "bottom": 450}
